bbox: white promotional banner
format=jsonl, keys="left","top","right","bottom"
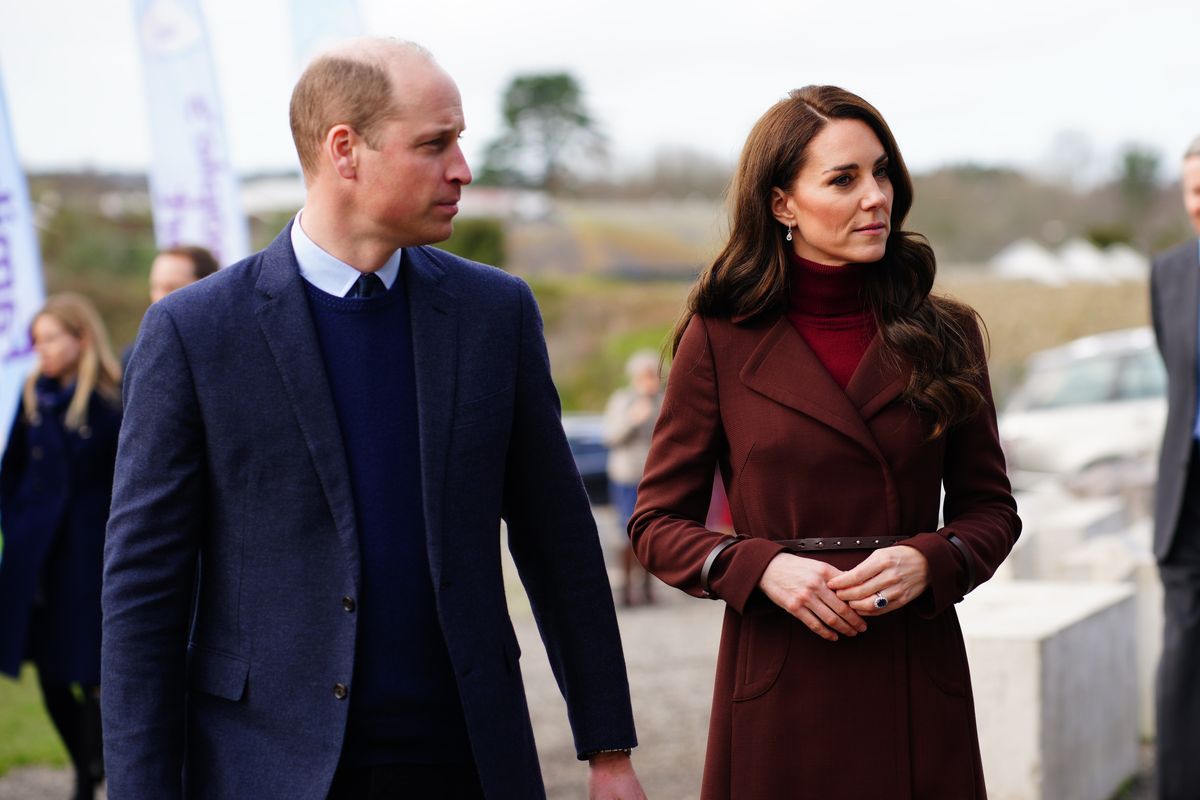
{"left": 134, "top": 0, "right": 250, "bottom": 266}
{"left": 0, "top": 65, "right": 46, "bottom": 453}
{"left": 289, "top": 0, "right": 366, "bottom": 71}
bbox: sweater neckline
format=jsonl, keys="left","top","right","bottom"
{"left": 787, "top": 251, "right": 868, "bottom": 317}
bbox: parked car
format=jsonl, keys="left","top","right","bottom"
{"left": 561, "top": 412, "right": 610, "bottom": 506}
{"left": 998, "top": 327, "right": 1166, "bottom": 492}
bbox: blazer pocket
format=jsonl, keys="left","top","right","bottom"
{"left": 187, "top": 644, "right": 250, "bottom": 702}
{"left": 453, "top": 384, "right": 515, "bottom": 429}
{"left": 731, "top": 605, "right": 792, "bottom": 701}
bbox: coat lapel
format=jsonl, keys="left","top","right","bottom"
{"left": 403, "top": 246, "right": 458, "bottom": 588}
{"left": 739, "top": 317, "right": 886, "bottom": 458}
{"left": 844, "top": 333, "right": 910, "bottom": 421}
{"left": 252, "top": 225, "right": 360, "bottom": 589}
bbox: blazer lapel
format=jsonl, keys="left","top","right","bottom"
{"left": 252, "top": 225, "right": 360, "bottom": 589}
{"left": 1180, "top": 243, "right": 1200, "bottom": 379}
{"left": 740, "top": 317, "right": 885, "bottom": 459}
{"left": 404, "top": 246, "right": 458, "bottom": 588}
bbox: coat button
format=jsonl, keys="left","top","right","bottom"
{"left": 333, "top": 683, "right": 348, "bottom": 700}
{"left": 342, "top": 596, "right": 355, "bottom": 613}
{"left": 31, "top": 446, "right": 43, "bottom": 460}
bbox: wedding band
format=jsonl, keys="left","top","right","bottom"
{"left": 873, "top": 592, "right": 888, "bottom": 609}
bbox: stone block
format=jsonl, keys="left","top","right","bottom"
{"left": 958, "top": 581, "right": 1139, "bottom": 800}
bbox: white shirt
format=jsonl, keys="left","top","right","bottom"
{"left": 290, "top": 210, "right": 401, "bottom": 297}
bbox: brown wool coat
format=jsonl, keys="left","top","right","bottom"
{"left": 629, "top": 313, "right": 1020, "bottom": 800}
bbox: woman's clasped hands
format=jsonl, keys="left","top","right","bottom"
{"left": 757, "top": 545, "right": 931, "bottom": 641}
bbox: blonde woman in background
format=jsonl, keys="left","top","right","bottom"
{"left": 0, "top": 294, "right": 122, "bottom": 800}
{"left": 604, "top": 350, "right": 664, "bottom": 606}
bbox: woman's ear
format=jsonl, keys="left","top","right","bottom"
{"left": 770, "top": 187, "right": 794, "bottom": 227}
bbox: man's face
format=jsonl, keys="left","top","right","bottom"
{"left": 356, "top": 58, "right": 472, "bottom": 247}
{"left": 1183, "top": 156, "right": 1200, "bottom": 236}
{"left": 149, "top": 253, "right": 197, "bottom": 303}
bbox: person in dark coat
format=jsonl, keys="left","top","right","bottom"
{"left": 0, "top": 293, "right": 122, "bottom": 800}
{"left": 1149, "top": 133, "right": 1200, "bottom": 800}
{"left": 630, "top": 86, "right": 1021, "bottom": 799}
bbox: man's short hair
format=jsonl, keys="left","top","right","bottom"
{"left": 288, "top": 39, "right": 432, "bottom": 179}
{"left": 160, "top": 245, "right": 219, "bottom": 280}
{"left": 1186, "top": 135, "right": 1200, "bottom": 160}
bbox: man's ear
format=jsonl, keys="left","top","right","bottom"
{"left": 325, "top": 124, "right": 358, "bottom": 180}
{"left": 770, "top": 187, "right": 794, "bottom": 228}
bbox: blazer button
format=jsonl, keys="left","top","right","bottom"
{"left": 342, "top": 596, "right": 356, "bottom": 613}
{"left": 333, "top": 683, "right": 348, "bottom": 700}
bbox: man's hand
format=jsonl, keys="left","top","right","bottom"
{"left": 588, "top": 752, "right": 647, "bottom": 800}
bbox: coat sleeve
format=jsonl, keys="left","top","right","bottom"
{"left": 629, "top": 316, "right": 785, "bottom": 613}
{"left": 101, "top": 303, "right": 206, "bottom": 798}
{"left": 904, "top": 315, "right": 1022, "bottom": 617}
{"left": 501, "top": 279, "right": 638, "bottom": 759}
{"left": 0, "top": 403, "right": 27, "bottom": 511}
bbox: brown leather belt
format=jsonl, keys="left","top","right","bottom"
{"left": 776, "top": 535, "right": 910, "bottom": 552}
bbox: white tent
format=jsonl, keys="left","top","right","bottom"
{"left": 989, "top": 238, "right": 1066, "bottom": 285}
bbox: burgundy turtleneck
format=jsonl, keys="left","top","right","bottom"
{"left": 784, "top": 251, "right": 877, "bottom": 390}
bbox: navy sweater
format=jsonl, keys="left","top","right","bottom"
{"left": 304, "top": 274, "right": 471, "bottom": 766}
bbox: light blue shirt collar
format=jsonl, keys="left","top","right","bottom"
{"left": 290, "top": 210, "right": 401, "bottom": 297}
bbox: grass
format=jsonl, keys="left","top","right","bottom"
{"left": 0, "top": 665, "right": 68, "bottom": 777}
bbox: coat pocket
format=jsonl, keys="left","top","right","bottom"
{"left": 731, "top": 605, "right": 792, "bottom": 701}
{"left": 186, "top": 644, "right": 250, "bottom": 702}
{"left": 911, "top": 608, "right": 970, "bottom": 698}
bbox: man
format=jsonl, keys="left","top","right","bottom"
{"left": 122, "top": 246, "right": 220, "bottom": 370}
{"left": 149, "top": 245, "right": 219, "bottom": 304}
{"left": 1150, "top": 134, "right": 1200, "bottom": 800}
{"left": 102, "top": 39, "right": 643, "bottom": 799}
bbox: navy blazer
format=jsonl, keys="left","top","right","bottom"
{"left": 101, "top": 225, "right": 636, "bottom": 799}
{"left": 0, "top": 383, "right": 121, "bottom": 683}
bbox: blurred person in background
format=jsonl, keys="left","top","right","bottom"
{"left": 0, "top": 294, "right": 122, "bottom": 800}
{"left": 1148, "top": 133, "right": 1200, "bottom": 800}
{"left": 122, "top": 245, "right": 220, "bottom": 370}
{"left": 148, "top": 244, "right": 219, "bottom": 304}
{"left": 630, "top": 86, "right": 1020, "bottom": 798}
{"left": 604, "top": 349, "right": 664, "bottom": 607}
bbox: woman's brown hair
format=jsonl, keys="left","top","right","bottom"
{"left": 24, "top": 293, "right": 122, "bottom": 431}
{"left": 671, "top": 85, "right": 985, "bottom": 437}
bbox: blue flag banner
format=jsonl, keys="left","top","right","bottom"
{"left": 0, "top": 65, "right": 46, "bottom": 453}
{"left": 289, "top": 0, "right": 366, "bottom": 72}
{"left": 133, "top": 0, "right": 250, "bottom": 265}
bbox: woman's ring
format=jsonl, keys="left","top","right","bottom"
{"left": 873, "top": 592, "right": 888, "bottom": 609}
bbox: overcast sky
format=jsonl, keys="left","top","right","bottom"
{"left": 1, "top": 0, "right": 1197, "bottom": 183}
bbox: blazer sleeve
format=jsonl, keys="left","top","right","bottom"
{"left": 101, "top": 303, "right": 206, "bottom": 798}
{"left": 501, "top": 280, "right": 638, "bottom": 759}
{"left": 904, "top": 315, "right": 1022, "bottom": 617}
{"left": 629, "top": 316, "right": 785, "bottom": 613}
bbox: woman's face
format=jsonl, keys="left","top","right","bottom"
{"left": 771, "top": 118, "right": 894, "bottom": 266}
{"left": 32, "top": 314, "right": 84, "bottom": 381}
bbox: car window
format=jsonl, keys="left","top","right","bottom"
{"left": 1007, "top": 354, "right": 1120, "bottom": 411}
{"left": 1116, "top": 349, "right": 1167, "bottom": 400}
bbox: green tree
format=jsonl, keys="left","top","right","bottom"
{"left": 479, "top": 73, "right": 606, "bottom": 193}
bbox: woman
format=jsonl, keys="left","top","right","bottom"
{"left": 629, "top": 86, "right": 1020, "bottom": 799}
{"left": 603, "top": 349, "right": 665, "bottom": 606}
{"left": 0, "top": 294, "right": 122, "bottom": 800}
